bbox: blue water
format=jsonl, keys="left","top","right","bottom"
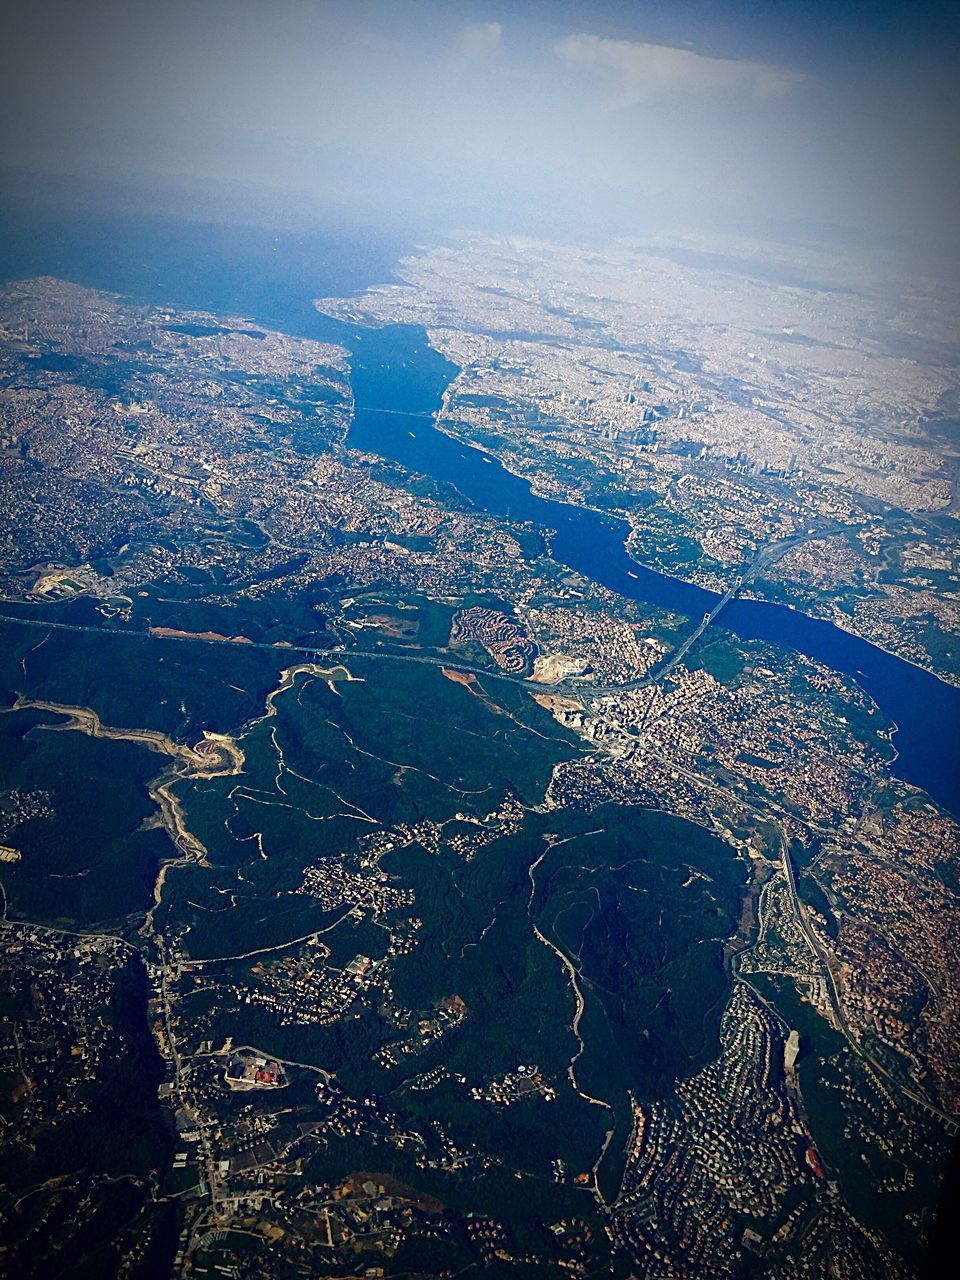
{"left": 1, "top": 206, "right": 956, "bottom": 812}
{"left": 334, "top": 322, "right": 960, "bottom": 816}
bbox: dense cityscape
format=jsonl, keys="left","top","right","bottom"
{"left": 0, "top": 214, "right": 956, "bottom": 1278}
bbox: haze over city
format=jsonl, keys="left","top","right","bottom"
{"left": 0, "top": 4, "right": 958, "bottom": 1279}
{"left": 2, "top": 0, "right": 958, "bottom": 252}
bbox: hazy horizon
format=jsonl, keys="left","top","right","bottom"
{"left": 2, "top": 0, "right": 958, "bottom": 262}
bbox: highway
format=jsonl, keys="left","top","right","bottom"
{"left": 0, "top": 546, "right": 768, "bottom": 708}
{"left": 773, "top": 825, "right": 957, "bottom": 1129}
{"left": 617, "top": 742, "right": 958, "bottom": 1130}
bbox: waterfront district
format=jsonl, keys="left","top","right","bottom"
{"left": 0, "top": 231, "right": 958, "bottom": 1279}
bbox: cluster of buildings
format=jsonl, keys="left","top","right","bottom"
{"left": 295, "top": 857, "right": 414, "bottom": 916}
{"left": 0, "top": 926, "right": 135, "bottom": 1136}
{"left": 547, "top": 644, "right": 887, "bottom": 831}
{"left": 0, "top": 786, "right": 53, "bottom": 860}
{"left": 811, "top": 796, "right": 960, "bottom": 1113}
{"left": 3, "top": 243, "right": 956, "bottom": 1277}
{"left": 319, "top": 231, "right": 959, "bottom": 684}
{"left": 0, "top": 277, "right": 546, "bottom": 633}
{"left": 240, "top": 948, "right": 379, "bottom": 1028}
{"left": 469, "top": 1063, "right": 556, "bottom": 1107}
{"left": 614, "top": 986, "right": 828, "bottom": 1275}
{"left": 450, "top": 605, "right": 532, "bottom": 672}
{"left": 225, "top": 1052, "right": 285, "bottom": 1090}
{"left": 373, "top": 995, "right": 467, "bottom": 1068}
{"left": 523, "top": 600, "right": 665, "bottom": 684}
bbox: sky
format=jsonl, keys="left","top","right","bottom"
{"left": 2, "top": 0, "right": 958, "bottom": 254}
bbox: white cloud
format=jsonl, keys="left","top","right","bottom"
{"left": 554, "top": 33, "right": 806, "bottom": 107}
{"left": 459, "top": 21, "right": 502, "bottom": 59}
